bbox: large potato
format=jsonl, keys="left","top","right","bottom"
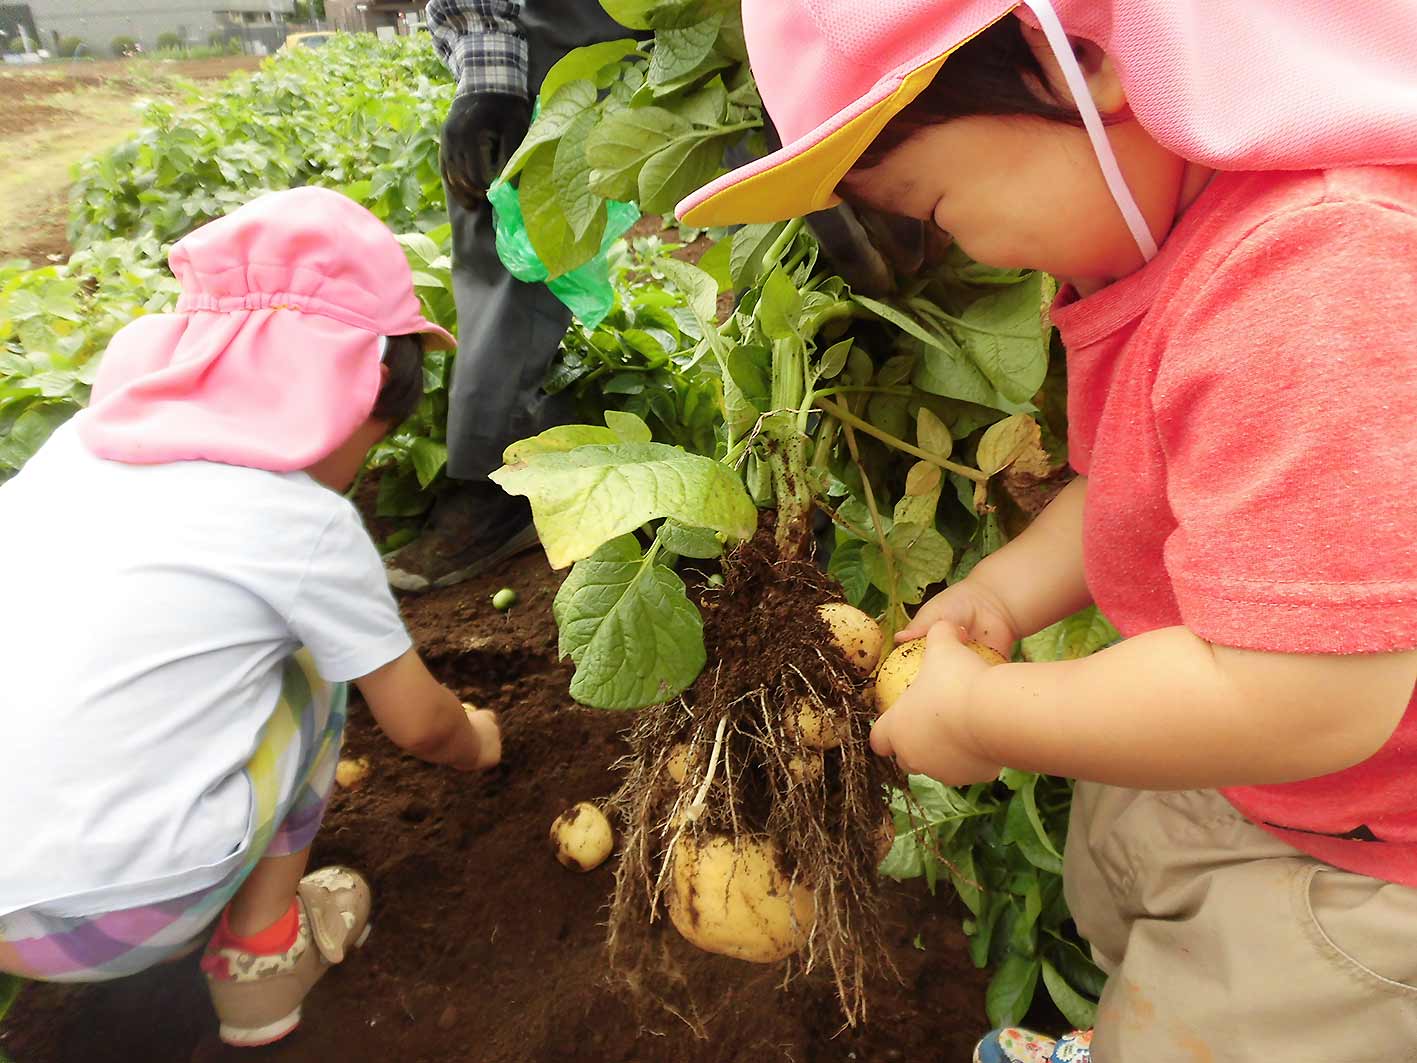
{"left": 668, "top": 835, "right": 816, "bottom": 963}
{"left": 818, "top": 603, "right": 884, "bottom": 675}
{"left": 550, "top": 802, "right": 615, "bottom": 872}
{"left": 874, "top": 639, "right": 1007, "bottom": 714}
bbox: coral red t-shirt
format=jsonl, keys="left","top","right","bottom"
{"left": 1053, "top": 166, "right": 1417, "bottom": 885}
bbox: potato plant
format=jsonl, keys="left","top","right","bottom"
{"left": 493, "top": 0, "right": 1108, "bottom": 1027}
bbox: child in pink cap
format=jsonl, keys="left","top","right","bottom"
{"left": 0, "top": 187, "right": 502, "bottom": 1048}
{"left": 681, "top": 1, "right": 1417, "bottom": 1060}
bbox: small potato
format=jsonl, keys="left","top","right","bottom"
{"left": 875, "top": 639, "right": 1006, "bottom": 714}
{"left": 786, "top": 752, "right": 824, "bottom": 784}
{"left": 788, "top": 695, "right": 847, "bottom": 750}
{"left": 550, "top": 801, "right": 615, "bottom": 872}
{"left": 668, "top": 835, "right": 816, "bottom": 963}
{"left": 818, "top": 602, "right": 884, "bottom": 675}
{"left": 665, "top": 743, "right": 693, "bottom": 785}
{"left": 334, "top": 757, "right": 370, "bottom": 790}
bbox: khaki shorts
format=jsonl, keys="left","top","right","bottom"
{"left": 1065, "top": 784, "right": 1417, "bottom": 1063}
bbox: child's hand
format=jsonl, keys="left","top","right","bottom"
{"left": 462, "top": 706, "right": 502, "bottom": 772}
{"left": 897, "top": 578, "right": 1019, "bottom": 659}
{"left": 870, "top": 623, "right": 1001, "bottom": 786}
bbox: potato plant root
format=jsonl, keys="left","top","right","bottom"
{"left": 1, "top": 548, "right": 994, "bottom": 1063}
{"left": 608, "top": 530, "right": 901, "bottom": 1030}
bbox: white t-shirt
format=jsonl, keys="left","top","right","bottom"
{"left": 0, "top": 421, "right": 412, "bottom": 917}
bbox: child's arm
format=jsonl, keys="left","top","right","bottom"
{"left": 355, "top": 650, "right": 501, "bottom": 772}
{"left": 873, "top": 622, "right": 1416, "bottom": 790}
{"left": 899, "top": 476, "right": 1093, "bottom": 654}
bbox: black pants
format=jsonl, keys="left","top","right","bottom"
{"left": 444, "top": 0, "right": 625, "bottom": 482}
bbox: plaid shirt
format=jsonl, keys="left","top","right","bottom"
{"left": 425, "top": 0, "right": 529, "bottom": 99}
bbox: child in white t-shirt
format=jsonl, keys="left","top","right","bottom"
{"left": 0, "top": 187, "right": 500, "bottom": 1048}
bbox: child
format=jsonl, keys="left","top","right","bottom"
{"left": 0, "top": 187, "right": 503, "bottom": 1049}
{"left": 679, "top": 2, "right": 1417, "bottom": 1060}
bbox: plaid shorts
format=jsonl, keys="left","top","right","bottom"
{"left": 0, "top": 652, "right": 346, "bottom": 983}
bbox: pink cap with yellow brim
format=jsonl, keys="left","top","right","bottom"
{"left": 677, "top": 0, "right": 1018, "bottom": 229}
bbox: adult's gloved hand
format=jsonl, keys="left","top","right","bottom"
{"left": 440, "top": 92, "right": 532, "bottom": 210}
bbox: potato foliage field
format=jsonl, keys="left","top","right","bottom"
{"left": 0, "top": 17, "right": 1116, "bottom": 1032}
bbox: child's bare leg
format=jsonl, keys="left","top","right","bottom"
{"left": 225, "top": 849, "right": 311, "bottom": 936}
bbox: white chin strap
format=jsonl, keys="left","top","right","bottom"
{"left": 1021, "top": 0, "right": 1159, "bottom": 262}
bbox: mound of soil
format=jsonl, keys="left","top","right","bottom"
{"left": 1, "top": 550, "right": 990, "bottom": 1063}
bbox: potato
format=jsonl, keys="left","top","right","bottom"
{"left": 550, "top": 802, "right": 615, "bottom": 872}
{"left": 334, "top": 757, "right": 370, "bottom": 790}
{"left": 874, "top": 639, "right": 1007, "bottom": 714}
{"left": 818, "top": 602, "right": 884, "bottom": 675}
{"left": 668, "top": 835, "right": 816, "bottom": 963}
{"left": 665, "top": 743, "right": 693, "bottom": 785}
{"left": 786, "top": 752, "right": 824, "bottom": 784}
{"left": 788, "top": 695, "right": 847, "bottom": 750}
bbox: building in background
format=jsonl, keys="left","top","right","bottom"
{"left": 325, "top": 0, "right": 426, "bottom": 35}
{"left": 21, "top": 0, "right": 297, "bottom": 56}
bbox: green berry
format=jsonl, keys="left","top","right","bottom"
{"left": 492, "top": 588, "right": 518, "bottom": 611}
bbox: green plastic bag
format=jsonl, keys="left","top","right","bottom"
{"left": 488, "top": 179, "right": 639, "bottom": 329}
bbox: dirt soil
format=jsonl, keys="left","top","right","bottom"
{"left": 1, "top": 548, "right": 992, "bottom": 1063}
{"left": 0, "top": 56, "right": 260, "bottom": 263}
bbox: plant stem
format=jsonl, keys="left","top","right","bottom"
{"left": 760, "top": 217, "right": 805, "bottom": 274}
{"left": 840, "top": 418, "right": 901, "bottom": 620}
{"left": 815, "top": 397, "right": 989, "bottom": 482}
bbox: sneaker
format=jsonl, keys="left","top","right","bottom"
{"left": 203, "top": 866, "right": 372, "bottom": 1048}
{"left": 974, "top": 1027, "right": 1093, "bottom": 1063}
{"left": 384, "top": 481, "right": 540, "bottom": 593}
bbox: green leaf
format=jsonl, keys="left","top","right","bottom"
{"left": 502, "top": 79, "right": 598, "bottom": 181}
{"left": 915, "top": 407, "right": 953, "bottom": 459}
{"left": 827, "top": 537, "right": 871, "bottom": 606}
{"left": 911, "top": 334, "right": 1014, "bottom": 411}
{"left": 638, "top": 135, "right": 723, "bottom": 215}
{"left": 694, "top": 232, "right": 734, "bottom": 291}
{"left": 676, "top": 76, "right": 729, "bottom": 127}
{"left": 1022, "top": 606, "right": 1121, "bottom": 662}
{"left": 503, "top": 424, "right": 622, "bottom": 463}
{"left": 755, "top": 266, "right": 801, "bottom": 342}
{"left": 553, "top": 535, "right": 706, "bottom": 709}
{"left": 656, "top": 519, "right": 723, "bottom": 558}
{"left": 895, "top": 462, "right": 943, "bottom": 527}
{"left": 604, "top": 409, "right": 654, "bottom": 443}
{"left": 818, "top": 339, "right": 852, "bottom": 379}
{"left": 648, "top": 16, "right": 722, "bottom": 86}
{"left": 598, "top": 0, "right": 670, "bottom": 29}
{"left": 540, "top": 38, "right": 638, "bottom": 102}
{"left": 726, "top": 344, "right": 771, "bottom": 414}
{"left": 976, "top": 413, "right": 1036, "bottom": 475}
{"left": 986, "top": 953, "right": 1042, "bottom": 1028}
{"left": 655, "top": 257, "right": 718, "bottom": 323}
{"left": 374, "top": 466, "right": 434, "bottom": 519}
{"left": 957, "top": 272, "right": 1050, "bottom": 404}
{"left": 865, "top": 521, "right": 954, "bottom": 605}
{"left": 729, "top": 221, "right": 785, "bottom": 289}
{"left": 409, "top": 437, "right": 448, "bottom": 489}
{"left": 491, "top": 441, "right": 757, "bottom": 568}
{"left": 521, "top": 142, "right": 608, "bottom": 280}
{"left": 1041, "top": 958, "right": 1099, "bottom": 1030}
{"left": 587, "top": 106, "right": 693, "bottom": 202}
{"left": 553, "top": 110, "right": 603, "bottom": 240}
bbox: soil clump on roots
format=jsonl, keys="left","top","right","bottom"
{"left": 609, "top": 531, "right": 901, "bottom": 1030}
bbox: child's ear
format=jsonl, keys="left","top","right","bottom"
{"left": 379, "top": 362, "right": 390, "bottom": 386}
{"left": 1019, "top": 24, "right": 1129, "bottom": 117}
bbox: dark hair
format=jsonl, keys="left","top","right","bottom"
{"left": 851, "top": 16, "right": 1083, "bottom": 172}
{"left": 371, "top": 333, "right": 425, "bottom": 424}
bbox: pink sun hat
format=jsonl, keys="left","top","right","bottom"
{"left": 79, "top": 186, "right": 455, "bottom": 472}
{"left": 677, "top": 0, "right": 1417, "bottom": 229}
